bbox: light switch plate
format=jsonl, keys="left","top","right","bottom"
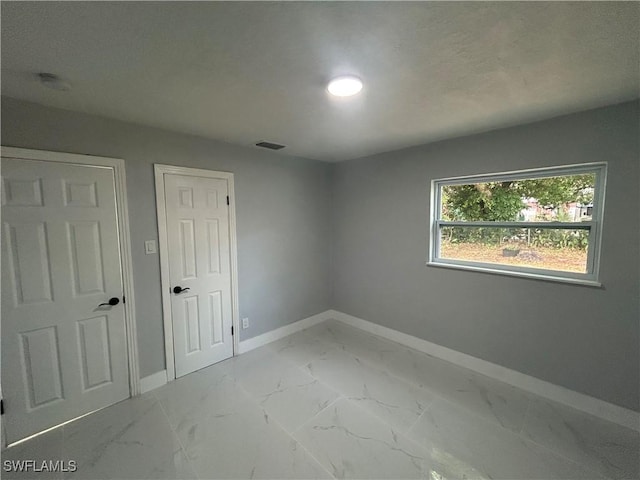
{"left": 144, "top": 240, "right": 157, "bottom": 254}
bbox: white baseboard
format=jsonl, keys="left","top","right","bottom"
{"left": 140, "top": 370, "right": 167, "bottom": 394}
{"left": 238, "top": 311, "right": 333, "bottom": 354}
{"left": 327, "top": 310, "right": 640, "bottom": 432}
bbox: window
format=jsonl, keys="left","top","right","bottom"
{"left": 429, "top": 163, "right": 607, "bottom": 286}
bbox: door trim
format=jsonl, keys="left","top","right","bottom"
{"left": 0, "top": 146, "right": 140, "bottom": 401}
{"left": 154, "top": 164, "right": 240, "bottom": 381}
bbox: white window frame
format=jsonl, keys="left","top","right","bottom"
{"left": 428, "top": 162, "right": 607, "bottom": 287}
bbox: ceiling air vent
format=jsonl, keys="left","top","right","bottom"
{"left": 255, "top": 141, "right": 286, "bottom": 150}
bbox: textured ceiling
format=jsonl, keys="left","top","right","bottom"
{"left": 2, "top": 2, "right": 639, "bottom": 162}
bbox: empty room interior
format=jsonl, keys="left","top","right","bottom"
{"left": 1, "top": 2, "right": 639, "bottom": 479}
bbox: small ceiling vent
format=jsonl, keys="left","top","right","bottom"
{"left": 37, "top": 72, "right": 71, "bottom": 91}
{"left": 255, "top": 141, "right": 286, "bottom": 150}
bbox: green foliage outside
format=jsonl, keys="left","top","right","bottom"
{"left": 441, "top": 174, "right": 595, "bottom": 250}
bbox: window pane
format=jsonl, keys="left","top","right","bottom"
{"left": 439, "top": 226, "right": 589, "bottom": 273}
{"left": 441, "top": 173, "right": 596, "bottom": 222}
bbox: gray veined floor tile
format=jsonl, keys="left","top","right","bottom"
{"left": 154, "top": 363, "right": 249, "bottom": 433}
{"left": 175, "top": 390, "right": 331, "bottom": 479}
{"left": 304, "top": 348, "right": 434, "bottom": 434}
{"left": 7, "top": 320, "right": 635, "bottom": 480}
{"left": 236, "top": 359, "right": 341, "bottom": 433}
{"left": 268, "top": 328, "right": 338, "bottom": 367}
{"left": 62, "top": 394, "right": 196, "bottom": 479}
{"left": 212, "top": 345, "right": 341, "bottom": 433}
{"left": 304, "top": 320, "right": 403, "bottom": 369}
{"left": 309, "top": 320, "right": 532, "bottom": 434}
{"left": 302, "top": 319, "right": 348, "bottom": 345}
{"left": 521, "top": 396, "right": 640, "bottom": 480}
{"left": 212, "top": 344, "right": 285, "bottom": 379}
{"left": 293, "top": 397, "right": 430, "bottom": 479}
{"left": 302, "top": 320, "right": 366, "bottom": 350}
{"left": 2, "top": 428, "right": 65, "bottom": 480}
{"left": 379, "top": 342, "right": 532, "bottom": 433}
{"left": 407, "top": 398, "right": 604, "bottom": 480}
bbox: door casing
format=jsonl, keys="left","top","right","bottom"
{"left": 154, "top": 164, "right": 240, "bottom": 381}
{"left": 0, "top": 146, "right": 140, "bottom": 447}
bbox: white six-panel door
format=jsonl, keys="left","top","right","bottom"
{"left": 1, "top": 158, "right": 130, "bottom": 443}
{"left": 163, "top": 173, "right": 234, "bottom": 377}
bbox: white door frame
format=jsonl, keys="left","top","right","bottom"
{"left": 154, "top": 164, "right": 240, "bottom": 381}
{"left": 0, "top": 147, "right": 141, "bottom": 403}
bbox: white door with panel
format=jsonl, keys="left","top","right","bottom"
{"left": 164, "top": 173, "right": 234, "bottom": 377}
{"left": 1, "top": 158, "right": 130, "bottom": 444}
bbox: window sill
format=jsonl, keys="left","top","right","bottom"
{"left": 426, "top": 261, "right": 603, "bottom": 288}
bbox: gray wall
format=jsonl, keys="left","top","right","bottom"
{"left": 3, "top": 97, "right": 638, "bottom": 411}
{"left": 332, "top": 101, "right": 640, "bottom": 411}
{"left": 1, "top": 97, "right": 333, "bottom": 378}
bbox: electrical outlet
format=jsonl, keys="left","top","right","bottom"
{"left": 242, "top": 317, "right": 249, "bottom": 329}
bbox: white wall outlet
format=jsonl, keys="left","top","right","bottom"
{"left": 144, "top": 240, "right": 157, "bottom": 255}
{"left": 242, "top": 317, "right": 249, "bottom": 329}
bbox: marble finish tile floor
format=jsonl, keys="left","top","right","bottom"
{"left": 2, "top": 319, "right": 638, "bottom": 479}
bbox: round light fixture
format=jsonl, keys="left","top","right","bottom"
{"left": 327, "top": 76, "right": 363, "bottom": 97}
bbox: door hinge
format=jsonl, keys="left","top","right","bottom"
{"left": 123, "top": 296, "right": 126, "bottom": 304}
{"left": 226, "top": 196, "right": 230, "bottom": 206}
{"left": 231, "top": 326, "right": 234, "bottom": 336}
{"left": 1, "top": 399, "right": 5, "bottom": 415}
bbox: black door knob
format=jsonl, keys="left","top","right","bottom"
{"left": 173, "top": 286, "right": 190, "bottom": 294}
{"left": 98, "top": 297, "right": 120, "bottom": 307}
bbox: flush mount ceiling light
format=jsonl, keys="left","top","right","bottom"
{"left": 37, "top": 72, "right": 71, "bottom": 91}
{"left": 327, "top": 76, "right": 363, "bottom": 97}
